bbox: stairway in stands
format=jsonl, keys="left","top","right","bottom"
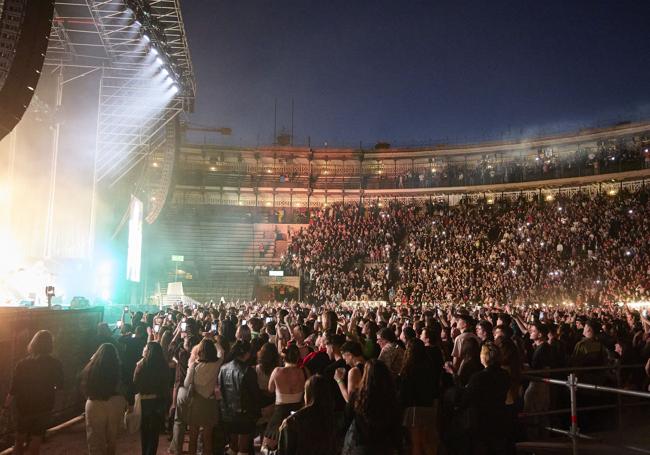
{"left": 151, "top": 217, "right": 290, "bottom": 302}
{"left": 150, "top": 220, "right": 268, "bottom": 301}
{"left": 251, "top": 224, "right": 279, "bottom": 266}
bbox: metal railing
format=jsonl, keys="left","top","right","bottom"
{"left": 519, "top": 364, "right": 650, "bottom": 455}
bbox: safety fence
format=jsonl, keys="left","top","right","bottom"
{"left": 518, "top": 364, "right": 650, "bottom": 454}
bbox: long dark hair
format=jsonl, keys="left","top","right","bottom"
{"left": 197, "top": 338, "right": 219, "bottom": 363}
{"left": 283, "top": 344, "right": 300, "bottom": 364}
{"left": 257, "top": 342, "right": 280, "bottom": 376}
{"left": 230, "top": 340, "right": 251, "bottom": 361}
{"left": 459, "top": 336, "right": 480, "bottom": 363}
{"left": 299, "top": 374, "right": 335, "bottom": 446}
{"left": 82, "top": 343, "right": 121, "bottom": 400}
{"left": 136, "top": 342, "right": 168, "bottom": 389}
{"left": 400, "top": 338, "right": 433, "bottom": 378}
{"left": 496, "top": 336, "right": 521, "bottom": 397}
{"left": 353, "top": 360, "right": 399, "bottom": 438}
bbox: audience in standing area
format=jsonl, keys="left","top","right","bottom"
{"left": 82, "top": 343, "right": 127, "bottom": 455}
{"left": 4, "top": 330, "right": 63, "bottom": 455}
{"left": 4, "top": 185, "right": 650, "bottom": 454}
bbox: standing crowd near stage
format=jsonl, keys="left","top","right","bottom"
{"left": 6, "top": 299, "right": 650, "bottom": 455}
{"left": 3, "top": 188, "right": 650, "bottom": 455}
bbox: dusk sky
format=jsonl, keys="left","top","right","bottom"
{"left": 182, "top": 0, "right": 650, "bottom": 147}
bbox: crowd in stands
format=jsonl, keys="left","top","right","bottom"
{"left": 6, "top": 297, "right": 650, "bottom": 455}
{"left": 376, "top": 142, "right": 650, "bottom": 190}
{"left": 396, "top": 191, "right": 649, "bottom": 307}
{"left": 282, "top": 189, "right": 650, "bottom": 309}
{"left": 178, "top": 139, "right": 649, "bottom": 193}
{"left": 282, "top": 203, "right": 411, "bottom": 304}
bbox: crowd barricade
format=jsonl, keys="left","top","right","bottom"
{"left": 520, "top": 364, "right": 650, "bottom": 454}
{"left": 0, "top": 307, "right": 104, "bottom": 450}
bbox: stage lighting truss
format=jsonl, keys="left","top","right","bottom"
{"left": 43, "top": 0, "right": 195, "bottom": 185}
{"left": 94, "top": 67, "right": 184, "bottom": 184}
{"left": 144, "top": 118, "right": 176, "bottom": 224}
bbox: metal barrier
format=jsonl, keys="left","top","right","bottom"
{"left": 519, "top": 364, "right": 650, "bottom": 455}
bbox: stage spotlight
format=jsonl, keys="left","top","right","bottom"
{"left": 156, "top": 57, "right": 163, "bottom": 65}
{"left": 170, "top": 85, "right": 179, "bottom": 94}
{"left": 161, "top": 68, "right": 169, "bottom": 77}
{"left": 151, "top": 47, "right": 158, "bottom": 56}
{"left": 143, "top": 34, "right": 150, "bottom": 43}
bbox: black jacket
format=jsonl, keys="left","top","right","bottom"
{"left": 460, "top": 364, "right": 510, "bottom": 439}
{"left": 219, "top": 359, "right": 260, "bottom": 422}
{"left": 278, "top": 406, "right": 336, "bottom": 455}
{"left": 399, "top": 367, "right": 438, "bottom": 408}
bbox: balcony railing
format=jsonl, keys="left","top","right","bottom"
{"left": 174, "top": 153, "right": 650, "bottom": 190}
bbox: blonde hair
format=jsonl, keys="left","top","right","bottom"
{"left": 480, "top": 342, "right": 501, "bottom": 367}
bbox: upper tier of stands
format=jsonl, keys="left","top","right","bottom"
{"left": 166, "top": 121, "right": 650, "bottom": 196}
{"left": 143, "top": 122, "right": 650, "bottom": 302}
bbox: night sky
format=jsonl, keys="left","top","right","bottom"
{"left": 182, "top": 0, "right": 650, "bottom": 148}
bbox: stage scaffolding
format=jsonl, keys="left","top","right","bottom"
{"left": 40, "top": 0, "right": 195, "bottom": 257}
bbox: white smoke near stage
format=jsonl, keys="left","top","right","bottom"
{"left": 0, "top": 22, "right": 178, "bottom": 306}
{"left": 0, "top": 63, "right": 94, "bottom": 304}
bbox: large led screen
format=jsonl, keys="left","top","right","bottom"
{"left": 126, "top": 195, "right": 143, "bottom": 282}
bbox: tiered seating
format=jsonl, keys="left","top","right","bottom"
{"left": 251, "top": 225, "right": 278, "bottom": 266}
{"left": 180, "top": 273, "right": 256, "bottom": 302}
{"left": 149, "top": 219, "right": 275, "bottom": 300}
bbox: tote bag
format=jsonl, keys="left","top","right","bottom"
{"left": 124, "top": 393, "right": 142, "bottom": 434}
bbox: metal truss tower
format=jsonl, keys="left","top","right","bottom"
{"left": 41, "top": 0, "right": 195, "bottom": 257}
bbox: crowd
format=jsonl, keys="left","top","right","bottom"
{"left": 396, "top": 191, "right": 650, "bottom": 307}
{"left": 383, "top": 142, "right": 650, "bottom": 190}
{"left": 5, "top": 297, "right": 650, "bottom": 455}
{"left": 281, "top": 203, "right": 412, "bottom": 304}
{"left": 282, "top": 189, "right": 650, "bottom": 308}
{"left": 3, "top": 187, "right": 650, "bottom": 454}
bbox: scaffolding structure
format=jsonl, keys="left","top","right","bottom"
{"left": 40, "top": 0, "right": 194, "bottom": 257}
{"left": 45, "top": 0, "right": 194, "bottom": 182}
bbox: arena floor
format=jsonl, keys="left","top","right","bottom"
{"left": 19, "top": 419, "right": 263, "bottom": 455}
{"left": 27, "top": 413, "right": 650, "bottom": 455}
